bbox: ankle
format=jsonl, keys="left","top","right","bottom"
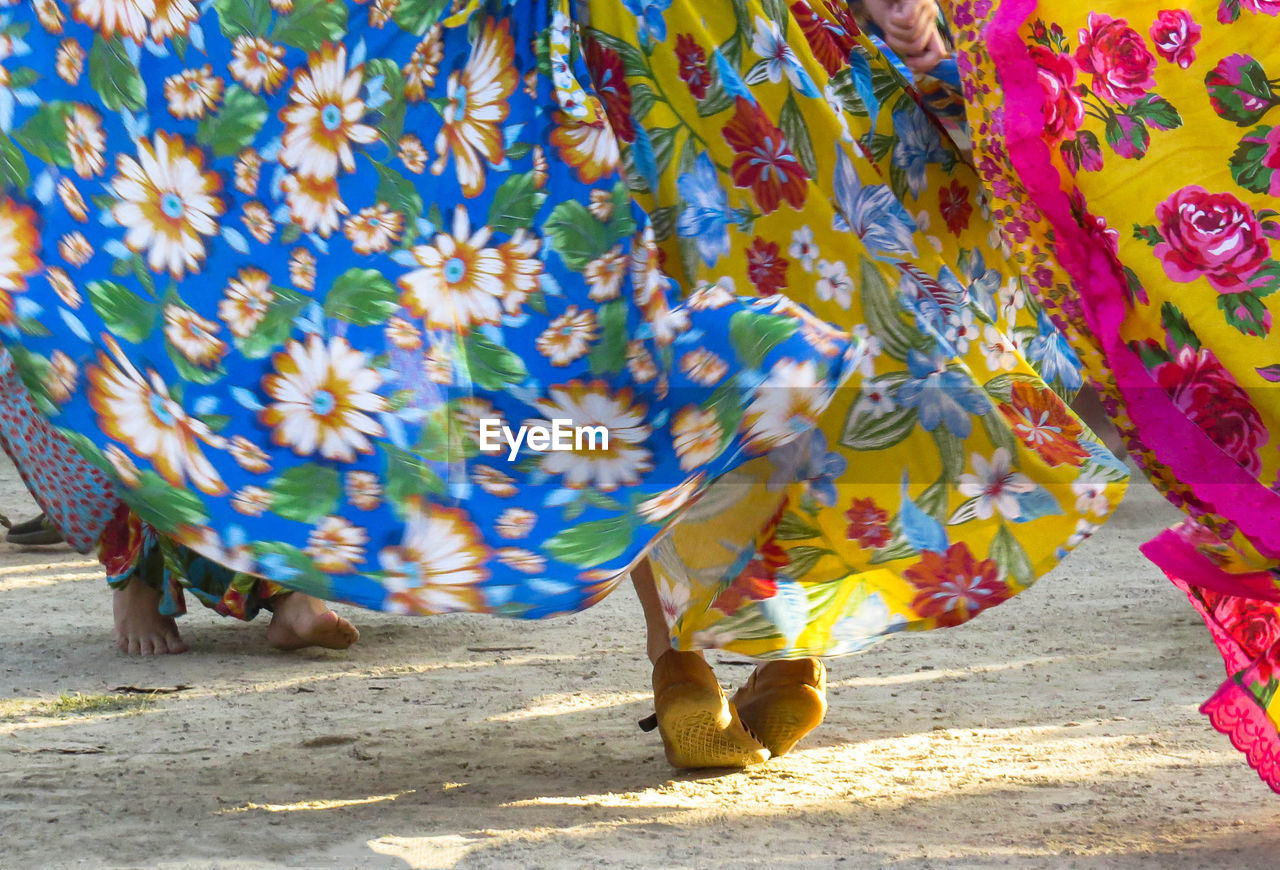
{"left": 647, "top": 636, "right": 675, "bottom": 665}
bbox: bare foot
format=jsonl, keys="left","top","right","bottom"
{"left": 265, "top": 593, "right": 360, "bottom": 651}
{"left": 113, "top": 581, "right": 189, "bottom": 655}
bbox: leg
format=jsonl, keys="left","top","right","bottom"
{"left": 631, "top": 557, "right": 681, "bottom": 665}
{"left": 113, "top": 579, "right": 189, "bottom": 656}
{"left": 265, "top": 592, "right": 360, "bottom": 651}
{"left": 636, "top": 560, "right": 826, "bottom": 757}
{"left": 633, "top": 558, "right": 768, "bottom": 768}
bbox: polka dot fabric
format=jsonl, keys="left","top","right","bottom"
{"left": 0, "top": 348, "right": 120, "bottom": 554}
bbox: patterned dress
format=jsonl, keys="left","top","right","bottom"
{"left": 0, "top": 346, "right": 285, "bottom": 619}
{"left": 0, "top": 1, "right": 1124, "bottom": 659}
{"left": 945, "top": 0, "right": 1280, "bottom": 791}
{"left": 0, "top": 345, "right": 118, "bottom": 554}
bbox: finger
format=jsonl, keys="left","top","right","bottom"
{"left": 903, "top": 34, "right": 949, "bottom": 75}
{"left": 907, "top": 14, "right": 948, "bottom": 58}
{"left": 885, "top": 24, "right": 935, "bottom": 59}
{"left": 910, "top": 31, "right": 950, "bottom": 65}
{"left": 882, "top": 9, "right": 938, "bottom": 47}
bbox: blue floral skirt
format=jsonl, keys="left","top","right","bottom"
{"left": 0, "top": 0, "right": 1126, "bottom": 656}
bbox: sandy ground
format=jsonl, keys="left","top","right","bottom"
{"left": 3, "top": 453, "right": 1280, "bottom": 870}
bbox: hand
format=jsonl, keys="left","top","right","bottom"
{"left": 861, "top": 0, "right": 950, "bottom": 75}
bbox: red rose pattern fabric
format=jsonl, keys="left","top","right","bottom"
{"left": 944, "top": 0, "right": 1280, "bottom": 792}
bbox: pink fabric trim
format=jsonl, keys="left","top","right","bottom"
{"left": 1202, "top": 683, "right": 1280, "bottom": 794}
{"left": 1171, "top": 573, "right": 1280, "bottom": 793}
{"left": 987, "top": 0, "right": 1280, "bottom": 559}
{"left": 1142, "top": 530, "right": 1280, "bottom": 603}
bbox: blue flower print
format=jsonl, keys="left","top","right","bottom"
{"left": 832, "top": 148, "right": 918, "bottom": 258}
{"left": 677, "top": 153, "right": 732, "bottom": 266}
{"left": 892, "top": 104, "right": 950, "bottom": 199}
{"left": 1027, "top": 309, "right": 1084, "bottom": 392}
{"left": 896, "top": 349, "right": 992, "bottom": 438}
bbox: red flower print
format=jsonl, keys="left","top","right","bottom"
{"left": 721, "top": 97, "right": 809, "bottom": 213}
{"left": 997, "top": 381, "right": 1089, "bottom": 467}
{"left": 904, "top": 542, "right": 1011, "bottom": 628}
{"left": 1248, "top": 647, "right": 1280, "bottom": 690}
{"left": 1154, "top": 186, "right": 1270, "bottom": 292}
{"left": 215, "top": 585, "right": 249, "bottom": 620}
{"left": 1149, "top": 9, "right": 1201, "bottom": 69}
{"left": 758, "top": 498, "right": 790, "bottom": 557}
{"left": 845, "top": 498, "right": 891, "bottom": 548}
{"left": 713, "top": 560, "right": 781, "bottom": 615}
{"left": 585, "top": 40, "right": 634, "bottom": 142}
{"left": 791, "top": 0, "right": 856, "bottom": 76}
{"left": 1074, "top": 13, "right": 1156, "bottom": 105}
{"left": 938, "top": 180, "right": 973, "bottom": 235}
{"left": 1152, "top": 345, "right": 1267, "bottom": 477}
{"left": 821, "top": 0, "right": 862, "bottom": 41}
{"left": 675, "top": 34, "right": 710, "bottom": 100}
{"left": 1242, "top": 0, "right": 1280, "bottom": 15}
{"left": 1076, "top": 198, "right": 1120, "bottom": 258}
{"left": 1213, "top": 594, "right": 1280, "bottom": 660}
{"left": 713, "top": 536, "right": 787, "bottom": 615}
{"left": 759, "top": 537, "right": 789, "bottom": 573}
{"left": 98, "top": 502, "right": 148, "bottom": 581}
{"left": 1029, "top": 46, "right": 1085, "bottom": 144}
{"left": 747, "top": 237, "right": 789, "bottom": 294}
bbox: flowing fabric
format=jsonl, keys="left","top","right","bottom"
{"left": 580, "top": 0, "right": 1129, "bottom": 656}
{"left": 0, "top": 1, "right": 1124, "bottom": 658}
{"left": 0, "top": 345, "right": 118, "bottom": 554}
{"left": 946, "top": 0, "right": 1280, "bottom": 790}
{"left": 0, "top": 345, "right": 283, "bottom": 618}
